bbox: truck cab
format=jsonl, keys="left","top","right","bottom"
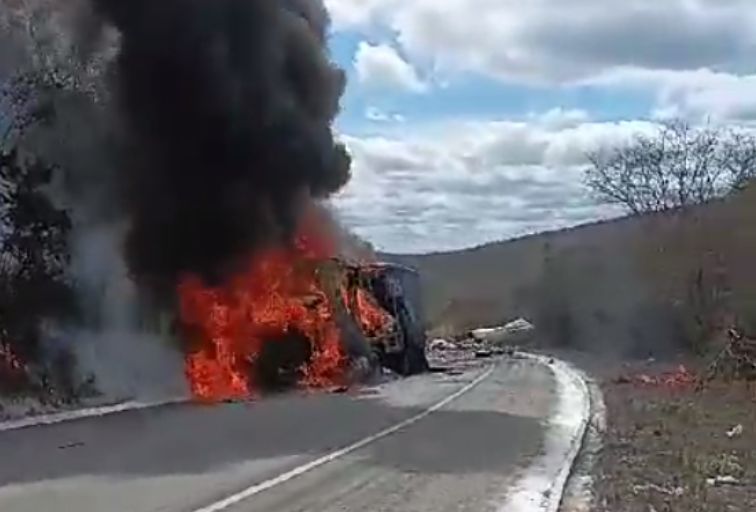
{"left": 342, "top": 262, "right": 429, "bottom": 375}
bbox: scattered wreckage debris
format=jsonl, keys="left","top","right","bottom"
{"left": 58, "top": 441, "right": 85, "bottom": 451}
{"left": 706, "top": 475, "right": 744, "bottom": 487}
{"left": 475, "top": 349, "right": 493, "bottom": 359}
{"left": 470, "top": 318, "right": 535, "bottom": 346}
{"left": 425, "top": 320, "right": 536, "bottom": 374}
{"left": 428, "top": 334, "right": 521, "bottom": 371}
{"left": 429, "top": 338, "right": 457, "bottom": 351}
{"left": 632, "top": 483, "right": 685, "bottom": 497}
{"left": 727, "top": 424, "right": 744, "bottom": 439}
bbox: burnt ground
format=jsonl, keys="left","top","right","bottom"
{"left": 592, "top": 358, "right": 756, "bottom": 512}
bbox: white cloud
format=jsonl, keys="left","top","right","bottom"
{"left": 365, "top": 106, "right": 406, "bottom": 123}
{"left": 586, "top": 67, "right": 756, "bottom": 123}
{"left": 333, "top": 119, "right": 644, "bottom": 253}
{"left": 329, "top": 0, "right": 756, "bottom": 85}
{"left": 353, "top": 42, "right": 426, "bottom": 92}
{"left": 325, "top": 0, "right": 397, "bottom": 28}
{"left": 528, "top": 108, "right": 590, "bottom": 130}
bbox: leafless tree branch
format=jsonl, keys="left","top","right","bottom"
{"left": 584, "top": 120, "right": 756, "bottom": 215}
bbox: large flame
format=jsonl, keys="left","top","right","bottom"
{"left": 178, "top": 211, "right": 389, "bottom": 402}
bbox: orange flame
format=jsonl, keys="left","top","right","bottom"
{"left": 0, "top": 342, "right": 27, "bottom": 390}
{"left": 177, "top": 210, "right": 388, "bottom": 402}
{"left": 633, "top": 365, "right": 696, "bottom": 390}
{"left": 351, "top": 287, "right": 394, "bottom": 338}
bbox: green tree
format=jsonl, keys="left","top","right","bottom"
{"left": 0, "top": 148, "right": 74, "bottom": 391}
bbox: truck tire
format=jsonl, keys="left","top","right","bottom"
{"left": 404, "top": 341, "right": 429, "bottom": 374}
{"left": 396, "top": 307, "right": 429, "bottom": 375}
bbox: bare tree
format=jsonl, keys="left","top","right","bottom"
{"left": 585, "top": 120, "right": 756, "bottom": 215}
{"left": 1, "top": 0, "right": 110, "bottom": 148}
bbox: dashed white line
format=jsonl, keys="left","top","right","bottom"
{"left": 191, "top": 365, "right": 496, "bottom": 512}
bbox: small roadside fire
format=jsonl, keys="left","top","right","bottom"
{"left": 0, "top": 342, "right": 27, "bottom": 390}
{"left": 629, "top": 365, "right": 697, "bottom": 390}
{"left": 636, "top": 365, "right": 697, "bottom": 389}
{"left": 178, "top": 211, "right": 391, "bottom": 402}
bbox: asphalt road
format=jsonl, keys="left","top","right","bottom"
{"left": 0, "top": 356, "right": 556, "bottom": 512}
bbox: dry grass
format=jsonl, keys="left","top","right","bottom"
{"left": 596, "top": 366, "right": 756, "bottom": 512}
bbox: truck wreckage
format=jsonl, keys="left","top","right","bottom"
{"left": 261, "top": 259, "right": 431, "bottom": 388}
{"left": 334, "top": 260, "right": 430, "bottom": 378}
{"left": 176, "top": 255, "right": 431, "bottom": 399}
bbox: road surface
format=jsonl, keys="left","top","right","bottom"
{"left": 0, "top": 356, "right": 556, "bottom": 512}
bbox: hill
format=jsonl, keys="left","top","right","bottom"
{"left": 384, "top": 186, "right": 756, "bottom": 357}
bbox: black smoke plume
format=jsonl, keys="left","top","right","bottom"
{"left": 90, "top": 0, "right": 351, "bottom": 292}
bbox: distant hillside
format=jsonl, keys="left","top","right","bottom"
{"left": 384, "top": 186, "right": 756, "bottom": 357}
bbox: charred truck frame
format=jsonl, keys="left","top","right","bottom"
{"left": 201, "top": 259, "right": 431, "bottom": 392}
{"left": 163, "top": 258, "right": 429, "bottom": 392}
{"left": 335, "top": 261, "right": 429, "bottom": 376}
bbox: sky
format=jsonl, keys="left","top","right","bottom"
{"left": 323, "top": 0, "right": 756, "bottom": 254}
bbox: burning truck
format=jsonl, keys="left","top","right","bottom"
{"left": 80, "top": 0, "right": 429, "bottom": 401}
{"left": 176, "top": 219, "right": 430, "bottom": 401}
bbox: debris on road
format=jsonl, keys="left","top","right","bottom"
{"left": 429, "top": 338, "right": 457, "bottom": 351}
{"left": 470, "top": 318, "right": 534, "bottom": 346}
{"left": 57, "top": 441, "right": 85, "bottom": 450}
{"left": 706, "top": 475, "right": 744, "bottom": 487}
{"left": 632, "top": 483, "right": 684, "bottom": 497}
{"left": 727, "top": 424, "right": 744, "bottom": 439}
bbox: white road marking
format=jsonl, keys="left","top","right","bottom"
{"left": 191, "top": 365, "right": 496, "bottom": 512}
{"left": 0, "top": 399, "right": 188, "bottom": 433}
{"left": 560, "top": 375, "right": 606, "bottom": 512}
{"left": 499, "top": 354, "right": 591, "bottom": 512}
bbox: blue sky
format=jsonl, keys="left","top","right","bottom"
{"left": 323, "top": 0, "right": 756, "bottom": 254}
{"left": 330, "top": 30, "right": 654, "bottom": 135}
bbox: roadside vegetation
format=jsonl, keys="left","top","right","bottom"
{"left": 0, "top": 1, "right": 103, "bottom": 403}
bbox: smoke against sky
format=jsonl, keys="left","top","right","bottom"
{"left": 89, "top": 0, "right": 351, "bottom": 290}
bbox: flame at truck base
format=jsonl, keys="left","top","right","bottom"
{"left": 178, "top": 218, "right": 391, "bottom": 402}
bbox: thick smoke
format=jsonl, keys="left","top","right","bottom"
{"left": 69, "top": 223, "right": 189, "bottom": 400}
{"left": 90, "top": 0, "right": 351, "bottom": 291}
